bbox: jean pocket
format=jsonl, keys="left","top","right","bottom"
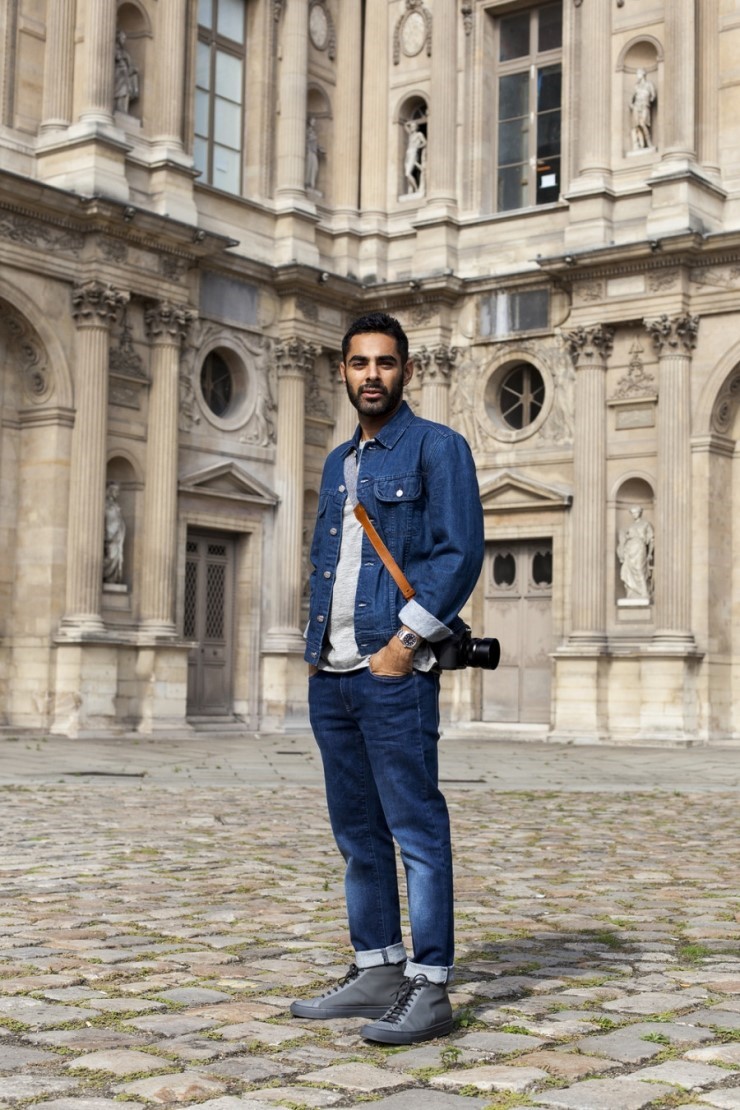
{"left": 367, "top": 669, "right": 414, "bottom": 683}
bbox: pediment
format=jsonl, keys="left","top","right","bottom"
{"left": 479, "top": 470, "right": 572, "bottom": 512}
{"left": 179, "top": 462, "right": 279, "bottom": 507}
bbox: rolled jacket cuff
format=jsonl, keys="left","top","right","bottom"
{"left": 398, "top": 599, "right": 451, "bottom": 643}
{"left": 355, "top": 943, "right": 407, "bottom": 969}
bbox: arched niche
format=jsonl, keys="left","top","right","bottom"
{"left": 613, "top": 476, "right": 655, "bottom": 605}
{"left": 306, "top": 84, "right": 332, "bottom": 199}
{"left": 105, "top": 455, "right": 140, "bottom": 592}
{"left": 617, "top": 38, "right": 662, "bottom": 158}
{"left": 396, "top": 93, "right": 428, "bottom": 200}
{"left": 115, "top": 1, "right": 150, "bottom": 124}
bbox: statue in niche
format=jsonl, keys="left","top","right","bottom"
{"left": 617, "top": 506, "right": 654, "bottom": 600}
{"left": 103, "top": 481, "right": 126, "bottom": 584}
{"left": 305, "top": 117, "right": 324, "bottom": 192}
{"left": 629, "top": 68, "right": 656, "bottom": 150}
{"left": 403, "top": 118, "right": 427, "bottom": 194}
{"left": 114, "top": 31, "right": 139, "bottom": 114}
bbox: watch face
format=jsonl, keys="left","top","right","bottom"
{"left": 398, "top": 630, "right": 419, "bottom": 649}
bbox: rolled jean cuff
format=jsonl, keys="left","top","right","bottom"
{"left": 405, "top": 960, "right": 454, "bottom": 985}
{"left": 355, "top": 943, "right": 407, "bottom": 969}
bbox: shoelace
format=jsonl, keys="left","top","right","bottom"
{"left": 321, "top": 962, "right": 360, "bottom": 997}
{"left": 382, "top": 973, "right": 430, "bottom": 1024}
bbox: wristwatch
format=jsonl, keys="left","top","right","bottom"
{"left": 396, "top": 628, "right": 422, "bottom": 651}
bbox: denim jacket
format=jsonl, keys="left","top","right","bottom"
{"left": 305, "top": 401, "right": 485, "bottom": 665}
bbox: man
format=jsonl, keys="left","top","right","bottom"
{"left": 290, "top": 313, "right": 484, "bottom": 1044}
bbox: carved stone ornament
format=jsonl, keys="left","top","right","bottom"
{"left": 461, "top": 4, "right": 473, "bottom": 35}
{"left": 0, "top": 304, "right": 54, "bottom": 404}
{"left": 648, "top": 269, "right": 679, "bottom": 293}
{"left": 564, "top": 323, "right": 615, "bottom": 366}
{"left": 309, "top": 1, "right": 336, "bottom": 60}
{"left": 711, "top": 371, "right": 740, "bottom": 436}
{"left": 610, "top": 339, "right": 657, "bottom": 401}
{"left": 274, "top": 337, "right": 319, "bottom": 378}
{"left": 109, "top": 309, "right": 147, "bottom": 380}
{"left": 144, "top": 301, "right": 196, "bottom": 345}
{"left": 416, "top": 345, "right": 459, "bottom": 383}
{"left": 240, "top": 340, "right": 277, "bottom": 447}
{"left": 273, "top": 0, "right": 284, "bottom": 21}
{"left": 644, "top": 314, "right": 699, "bottom": 355}
{"left": 72, "top": 281, "right": 129, "bottom": 327}
{"left": 159, "top": 255, "right": 191, "bottom": 281}
{"left": 393, "top": 0, "right": 432, "bottom": 65}
{"left": 0, "top": 211, "right": 85, "bottom": 256}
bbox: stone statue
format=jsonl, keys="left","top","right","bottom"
{"left": 103, "top": 481, "right": 126, "bottom": 584}
{"left": 403, "top": 118, "right": 427, "bottom": 194}
{"left": 617, "top": 506, "right": 654, "bottom": 600}
{"left": 630, "top": 68, "right": 656, "bottom": 150}
{"left": 114, "top": 31, "right": 139, "bottom": 114}
{"left": 305, "top": 117, "right": 324, "bottom": 192}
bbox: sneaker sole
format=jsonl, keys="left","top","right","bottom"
{"left": 290, "top": 1001, "right": 392, "bottom": 1019}
{"left": 360, "top": 1016, "right": 455, "bottom": 1044}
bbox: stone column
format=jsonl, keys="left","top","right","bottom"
{"left": 152, "top": 0, "right": 187, "bottom": 151}
{"left": 565, "top": 324, "right": 615, "bottom": 642}
{"left": 416, "top": 345, "right": 457, "bottom": 425}
{"left": 333, "top": 0, "right": 363, "bottom": 213}
{"left": 78, "top": 0, "right": 117, "bottom": 127}
{"left": 265, "top": 338, "right": 317, "bottom": 648}
{"left": 427, "top": 1, "right": 458, "bottom": 207}
{"left": 360, "top": 0, "right": 389, "bottom": 214}
{"left": 697, "top": 0, "right": 720, "bottom": 175}
{"left": 40, "top": 0, "right": 75, "bottom": 133}
{"left": 61, "top": 282, "right": 129, "bottom": 634}
{"left": 140, "top": 303, "right": 195, "bottom": 637}
{"left": 644, "top": 314, "right": 699, "bottom": 643}
{"left": 275, "top": 0, "right": 309, "bottom": 203}
{"left": 662, "top": 0, "right": 696, "bottom": 164}
{"left": 572, "top": 0, "right": 611, "bottom": 179}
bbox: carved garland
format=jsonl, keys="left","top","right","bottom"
{"left": 711, "top": 371, "right": 740, "bottom": 436}
{"left": 393, "top": 0, "right": 432, "bottom": 65}
{"left": 0, "top": 305, "right": 54, "bottom": 405}
{"left": 308, "top": 0, "right": 336, "bottom": 61}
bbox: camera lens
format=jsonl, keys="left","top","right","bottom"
{"left": 465, "top": 637, "right": 501, "bottom": 670}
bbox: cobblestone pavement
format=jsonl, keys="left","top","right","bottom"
{"left": 1, "top": 733, "right": 740, "bottom": 1110}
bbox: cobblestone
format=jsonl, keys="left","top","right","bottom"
{"left": 1, "top": 732, "right": 739, "bottom": 1110}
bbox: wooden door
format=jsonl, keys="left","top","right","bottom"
{"left": 184, "top": 532, "right": 235, "bottom": 716}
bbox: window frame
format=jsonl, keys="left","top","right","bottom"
{"left": 195, "top": 0, "right": 247, "bottom": 196}
{"left": 492, "top": 2, "right": 563, "bottom": 214}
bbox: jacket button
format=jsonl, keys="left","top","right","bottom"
{"left": 330, "top": 527, "right": 338, "bottom": 535}
{"left": 338, "top": 484, "right": 346, "bottom": 492}
{"left": 396, "top": 489, "right": 403, "bottom": 497}
{"left": 323, "top": 571, "right": 331, "bottom": 579}
{"left": 317, "top": 614, "right": 325, "bottom": 622}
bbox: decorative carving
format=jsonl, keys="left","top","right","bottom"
{"left": 406, "top": 300, "right": 437, "bottom": 326}
{"left": 309, "top": 1, "right": 336, "bottom": 59}
{"left": 644, "top": 314, "right": 699, "bottom": 355}
{"left": 617, "top": 506, "right": 654, "bottom": 600}
{"left": 564, "top": 324, "right": 615, "bottom": 366}
{"left": 578, "top": 281, "right": 605, "bottom": 303}
{"left": 110, "top": 382, "right": 141, "bottom": 409}
{"left": 0, "top": 212, "right": 84, "bottom": 255}
{"left": 629, "top": 69, "right": 657, "bottom": 151}
{"left": 103, "top": 481, "right": 126, "bottom": 585}
{"left": 179, "top": 370, "right": 201, "bottom": 431}
{"left": 393, "top": 0, "right": 432, "bottom": 64}
{"left": 297, "top": 297, "right": 319, "bottom": 322}
{"left": 648, "top": 269, "right": 679, "bottom": 292}
{"left": 450, "top": 351, "right": 487, "bottom": 450}
{"left": 110, "top": 309, "right": 146, "bottom": 379}
{"left": 274, "top": 337, "right": 319, "bottom": 378}
{"left": 711, "top": 371, "right": 740, "bottom": 436}
{"left": 610, "top": 339, "right": 657, "bottom": 401}
{"left": 306, "top": 364, "right": 330, "bottom": 418}
{"left": 145, "top": 301, "right": 195, "bottom": 345}
{"left": 538, "top": 345, "right": 576, "bottom": 445}
{"left": 305, "top": 116, "right": 325, "bottom": 193}
{"left": 114, "top": 30, "right": 139, "bottom": 114}
{"left": 100, "top": 237, "right": 128, "bottom": 263}
{"left": 159, "top": 255, "right": 191, "bottom": 281}
{"left": 416, "top": 345, "right": 459, "bottom": 383}
{"left": 273, "top": 0, "right": 284, "bottom": 21}
{"left": 0, "top": 305, "right": 54, "bottom": 404}
{"left": 461, "top": 4, "right": 473, "bottom": 35}
{"left": 72, "top": 281, "right": 129, "bottom": 327}
{"left": 403, "top": 116, "right": 428, "bottom": 195}
{"left": 690, "top": 266, "right": 740, "bottom": 290}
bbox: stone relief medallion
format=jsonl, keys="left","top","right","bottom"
{"left": 402, "top": 11, "right": 427, "bottom": 56}
{"left": 309, "top": 3, "right": 329, "bottom": 50}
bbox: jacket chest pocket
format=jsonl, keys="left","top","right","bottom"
{"left": 373, "top": 474, "right": 423, "bottom": 537}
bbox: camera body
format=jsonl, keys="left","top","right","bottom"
{"left": 433, "top": 624, "right": 500, "bottom": 671}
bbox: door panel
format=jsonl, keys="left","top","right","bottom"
{"left": 185, "top": 533, "right": 235, "bottom": 716}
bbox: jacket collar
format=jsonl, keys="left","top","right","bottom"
{"left": 345, "top": 400, "right": 415, "bottom": 455}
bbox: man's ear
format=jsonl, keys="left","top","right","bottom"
{"left": 403, "top": 359, "right": 414, "bottom": 386}
{"left": 339, "top": 361, "right": 347, "bottom": 382}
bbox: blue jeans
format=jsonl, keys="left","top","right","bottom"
{"left": 308, "top": 667, "right": 454, "bottom": 980}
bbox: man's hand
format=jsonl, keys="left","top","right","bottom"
{"left": 369, "top": 634, "right": 415, "bottom": 677}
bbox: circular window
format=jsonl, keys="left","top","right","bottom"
{"left": 499, "top": 363, "right": 545, "bottom": 429}
{"left": 201, "top": 351, "right": 233, "bottom": 417}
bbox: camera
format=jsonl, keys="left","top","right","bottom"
{"left": 433, "top": 624, "right": 500, "bottom": 671}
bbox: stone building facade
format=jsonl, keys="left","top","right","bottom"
{"left": 0, "top": 0, "right": 738, "bottom": 744}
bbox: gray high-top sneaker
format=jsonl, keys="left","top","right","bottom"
{"left": 290, "top": 961, "right": 405, "bottom": 1020}
{"left": 360, "top": 973, "right": 454, "bottom": 1044}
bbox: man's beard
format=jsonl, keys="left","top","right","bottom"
{"left": 345, "top": 375, "right": 404, "bottom": 418}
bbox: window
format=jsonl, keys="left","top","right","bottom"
{"left": 195, "top": 0, "right": 246, "bottom": 195}
{"left": 201, "top": 351, "right": 234, "bottom": 417}
{"left": 499, "top": 363, "right": 545, "bottom": 429}
{"left": 495, "top": 2, "right": 562, "bottom": 212}
{"left": 480, "top": 288, "right": 549, "bottom": 337}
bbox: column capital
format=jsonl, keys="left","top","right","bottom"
{"left": 72, "top": 281, "right": 129, "bottom": 328}
{"left": 415, "top": 345, "right": 459, "bottom": 382}
{"left": 644, "top": 313, "right": 699, "bottom": 355}
{"left": 564, "top": 324, "right": 615, "bottom": 367}
{"left": 274, "top": 338, "right": 319, "bottom": 379}
{"left": 144, "top": 301, "right": 196, "bottom": 346}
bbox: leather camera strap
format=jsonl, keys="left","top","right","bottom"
{"left": 353, "top": 503, "right": 416, "bottom": 601}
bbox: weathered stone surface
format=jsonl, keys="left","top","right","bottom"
{"left": 200, "top": 1057, "right": 298, "bottom": 1082}
{"left": 452, "top": 1030, "right": 545, "bottom": 1056}
{"left": 65, "top": 1050, "right": 173, "bottom": 1077}
{"left": 116, "top": 1072, "right": 227, "bottom": 1104}
{"left": 0, "top": 1044, "right": 59, "bottom": 1069}
{"left": 0, "top": 1076, "right": 80, "bottom": 1101}
{"left": 629, "top": 1060, "right": 730, "bottom": 1089}
{"left": 532, "top": 1078, "right": 674, "bottom": 1108}
{"left": 687, "top": 1042, "right": 740, "bottom": 1064}
{"left": 0, "top": 998, "right": 99, "bottom": 1027}
{"left": 298, "top": 1064, "right": 411, "bottom": 1091}
{"left": 431, "top": 1065, "right": 549, "bottom": 1093}
{"left": 249, "top": 1086, "right": 345, "bottom": 1106}
{"left": 513, "top": 1051, "right": 621, "bottom": 1080}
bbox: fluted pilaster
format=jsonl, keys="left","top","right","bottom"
{"left": 573, "top": 1, "right": 611, "bottom": 178}
{"left": 79, "top": 0, "right": 117, "bottom": 126}
{"left": 644, "top": 314, "right": 699, "bottom": 643}
{"left": 428, "top": 2, "right": 457, "bottom": 207}
{"left": 40, "top": 0, "right": 76, "bottom": 132}
{"left": 360, "top": 0, "right": 389, "bottom": 214}
{"left": 140, "top": 303, "right": 195, "bottom": 636}
{"left": 62, "top": 282, "right": 129, "bottom": 633}
{"left": 697, "top": 0, "right": 719, "bottom": 174}
{"left": 333, "top": 0, "right": 363, "bottom": 212}
{"left": 152, "top": 0, "right": 187, "bottom": 149}
{"left": 275, "top": 0, "right": 309, "bottom": 202}
{"left": 265, "top": 339, "right": 317, "bottom": 648}
{"left": 332, "top": 354, "right": 356, "bottom": 449}
{"left": 416, "top": 345, "right": 457, "bottom": 425}
{"left": 662, "top": 0, "right": 696, "bottom": 163}
{"left": 565, "top": 324, "right": 614, "bottom": 642}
